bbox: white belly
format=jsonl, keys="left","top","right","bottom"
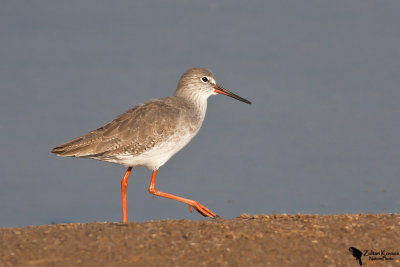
{"left": 104, "top": 131, "right": 198, "bottom": 170}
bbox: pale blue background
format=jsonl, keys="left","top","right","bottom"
{"left": 1, "top": 1, "right": 399, "bottom": 227}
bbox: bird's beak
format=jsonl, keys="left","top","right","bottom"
{"left": 214, "top": 85, "right": 251, "bottom": 104}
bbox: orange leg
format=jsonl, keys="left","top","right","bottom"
{"left": 148, "top": 170, "right": 217, "bottom": 218}
{"left": 121, "top": 167, "right": 132, "bottom": 223}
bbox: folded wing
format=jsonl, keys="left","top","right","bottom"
{"left": 51, "top": 99, "right": 182, "bottom": 159}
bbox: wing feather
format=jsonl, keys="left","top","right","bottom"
{"left": 51, "top": 99, "right": 183, "bottom": 158}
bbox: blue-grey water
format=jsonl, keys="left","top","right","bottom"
{"left": 1, "top": 1, "right": 399, "bottom": 227}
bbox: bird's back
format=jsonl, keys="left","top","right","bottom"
{"left": 52, "top": 96, "right": 203, "bottom": 163}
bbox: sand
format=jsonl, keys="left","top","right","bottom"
{"left": 1, "top": 213, "right": 399, "bottom": 266}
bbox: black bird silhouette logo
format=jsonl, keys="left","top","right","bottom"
{"left": 349, "top": 247, "right": 363, "bottom": 266}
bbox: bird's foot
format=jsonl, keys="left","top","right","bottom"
{"left": 188, "top": 201, "right": 217, "bottom": 218}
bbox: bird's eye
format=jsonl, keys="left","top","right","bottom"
{"left": 201, "top": 77, "right": 208, "bottom": 82}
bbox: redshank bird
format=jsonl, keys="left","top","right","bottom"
{"left": 52, "top": 68, "right": 251, "bottom": 222}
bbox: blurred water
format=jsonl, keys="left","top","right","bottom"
{"left": 0, "top": 1, "right": 399, "bottom": 227}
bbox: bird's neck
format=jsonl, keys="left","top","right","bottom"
{"left": 174, "top": 90, "right": 209, "bottom": 120}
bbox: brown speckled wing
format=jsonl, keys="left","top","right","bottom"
{"left": 51, "top": 98, "right": 186, "bottom": 158}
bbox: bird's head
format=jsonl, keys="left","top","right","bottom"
{"left": 175, "top": 68, "right": 251, "bottom": 104}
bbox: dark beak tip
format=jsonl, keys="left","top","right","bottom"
{"left": 236, "top": 97, "right": 252, "bottom": 105}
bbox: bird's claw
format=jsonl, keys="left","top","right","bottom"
{"left": 189, "top": 201, "right": 217, "bottom": 218}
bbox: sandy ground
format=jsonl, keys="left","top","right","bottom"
{"left": 0, "top": 213, "right": 399, "bottom": 267}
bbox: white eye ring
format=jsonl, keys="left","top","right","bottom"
{"left": 201, "top": 76, "right": 208, "bottom": 83}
